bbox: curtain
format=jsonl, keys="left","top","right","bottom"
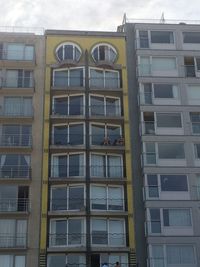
{"left": 109, "top": 220, "right": 124, "bottom": 246}
{"left": 166, "top": 245, "right": 195, "bottom": 264}
{"left": 6, "top": 70, "right": 18, "bottom": 88}
{"left": 16, "top": 220, "right": 27, "bottom": 247}
{"left": 15, "top": 256, "right": 26, "bottom": 267}
{"left": 108, "top": 187, "right": 123, "bottom": 210}
{"left": 24, "top": 46, "right": 34, "bottom": 60}
{"left": 7, "top": 44, "right": 24, "bottom": 60}
{"left": 91, "top": 154, "right": 104, "bottom": 177}
{"left": 4, "top": 97, "right": 21, "bottom": 116}
{"left": 51, "top": 156, "right": 59, "bottom": 178}
{"left": 168, "top": 209, "right": 191, "bottom": 226}
{"left": 108, "top": 156, "right": 122, "bottom": 178}
{"left": 0, "top": 255, "right": 13, "bottom": 267}
{"left": 0, "top": 219, "right": 15, "bottom": 247}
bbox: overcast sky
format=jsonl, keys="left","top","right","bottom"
{"left": 1, "top": 0, "right": 200, "bottom": 32}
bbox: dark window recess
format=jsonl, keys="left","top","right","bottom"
{"left": 183, "top": 32, "right": 200, "bottom": 43}
{"left": 151, "top": 31, "right": 174, "bottom": 43}
{"left": 154, "top": 84, "right": 173, "bottom": 98}
{"left": 163, "top": 209, "right": 169, "bottom": 226}
{"left": 160, "top": 175, "right": 188, "bottom": 191}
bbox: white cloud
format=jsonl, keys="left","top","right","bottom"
{"left": 0, "top": 0, "right": 200, "bottom": 32}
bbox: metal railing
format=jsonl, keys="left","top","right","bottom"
{"left": 0, "top": 134, "right": 32, "bottom": 147}
{"left": 0, "top": 198, "right": 29, "bottom": 212}
{"left": 51, "top": 104, "right": 85, "bottom": 116}
{"left": 0, "top": 25, "right": 44, "bottom": 35}
{"left": 0, "top": 234, "right": 27, "bottom": 248}
{"left": 0, "top": 107, "right": 33, "bottom": 117}
{"left": 0, "top": 166, "right": 31, "bottom": 179}
{"left": 139, "top": 92, "right": 153, "bottom": 105}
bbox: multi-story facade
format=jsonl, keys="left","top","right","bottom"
{"left": 0, "top": 32, "right": 44, "bottom": 266}
{"left": 121, "top": 21, "right": 200, "bottom": 267}
{"left": 39, "top": 30, "right": 136, "bottom": 267}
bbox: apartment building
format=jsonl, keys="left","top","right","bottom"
{"left": 0, "top": 31, "right": 45, "bottom": 267}
{"left": 39, "top": 30, "right": 136, "bottom": 267}
{"left": 120, "top": 20, "right": 200, "bottom": 267}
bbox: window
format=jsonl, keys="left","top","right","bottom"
{"left": 4, "top": 97, "right": 33, "bottom": 116}
{"left": 146, "top": 174, "right": 159, "bottom": 198}
{"left": 149, "top": 209, "right": 161, "bottom": 233}
{"left": 190, "top": 113, "right": 200, "bottom": 134}
{"left": 51, "top": 153, "right": 85, "bottom": 178}
{"left": 56, "top": 42, "right": 82, "bottom": 62}
{"left": 0, "top": 219, "right": 27, "bottom": 248}
{"left": 90, "top": 68, "right": 120, "bottom": 89}
{"left": 0, "top": 185, "right": 29, "bottom": 212}
{"left": 150, "top": 31, "right": 174, "bottom": 43}
{"left": 90, "top": 153, "right": 123, "bottom": 178}
{"left": 47, "top": 254, "right": 86, "bottom": 267}
{"left": 187, "top": 85, "right": 200, "bottom": 103}
{"left": 52, "top": 95, "right": 84, "bottom": 116}
{"left": 160, "top": 175, "right": 188, "bottom": 191}
{"left": 5, "top": 43, "right": 34, "bottom": 60}
{"left": 6, "top": 70, "right": 33, "bottom": 88}
{"left": 90, "top": 123, "right": 121, "bottom": 145}
{"left": 151, "top": 245, "right": 164, "bottom": 267}
{"left": 91, "top": 185, "right": 124, "bottom": 211}
{"left": 144, "top": 143, "right": 156, "bottom": 164}
{"left": 90, "top": 95, "right": 121, "bottom": 116}
{"left": 163, "top": 209, "right": 191, "bottom": 227}
{"left": 166, "top": 245, "right": 195, "bottom": 264}
{"left": 91, "top": 219, "right": 125, "bottom": 246}
{"left": 51, "top": 185, "right": 85, "bottom": 211}
{"left": 0, "top": 255, "right": 26, "bottom": 267}
{"left": 52, "top": 123, "right": 84, "bottom": 145}
{"left": 183, "top": 32, "right": 200, "bottom": 43}
{"left": 2, "top": 125, "right": 31, "bottom": 146}
{"left": 138, "top": 30, "right": 149, "bottom": 48}
{"left": 53, "top": 67, "right": 84, "bottom": 87}
{"left": 49, "top": 218, "right": 85, "bottom": 247}
{"left": 0, "top": 154, "right": 30, "bottom": 178}
{"left": 91, "top": 43, "right": 117, "bottom": 63}
{"left": 194, "top": 144, "right": 200, "bottom": 158}
{"left": 158, "top": 143, "right": 185, "bottom": 159}
{"left": 154, "top": 84, "right": 178, "bottom": 99}
{"left": 156, "top": 113, "right": 182, "bottom": 128}
{"left": 152, "top": 57, "right": 176, "bottom": 71}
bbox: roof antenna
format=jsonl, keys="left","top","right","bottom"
{"left": 160, "top": 12, "right": 165, "bottom": 24}
{"left": 123, "top": 13, "right": 127, "bottom": 24}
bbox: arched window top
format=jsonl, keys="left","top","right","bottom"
{"left": 91, "top": 43, "right": 117, "bottom": 63}
{"left": 56, "top": 42, "right": 82, "bottom": 62}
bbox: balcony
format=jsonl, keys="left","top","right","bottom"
{"left": 50, "top": 164, "right": 85, "bottom": 179}
{"left": 91, "top": 233, "right": 126, "bottom": 247}
{"left": 0, "top": 198, "right": 30, "bottom": 213}
{"left": 0, "top": 234, "right": 27, "bottom": 248}
{"left": 0, "top": 134, "right": 32, "bottom": 147}
{"left": 51, "top": 134, "right": 84, "bottom": 147}
{"left": 89, "top": 104, "right": 122, "bottom": 118}
{"left": 184, "top": 65, "right": 197, "bottom": 77}
{"left": 51, "top": 104, "right": 85, "bottom": 117}
{"left": 91, "top": 197, "right": 125, "bottom": 211}
{"left": 0, "top": 166, "right": 31, "bottom": 179}
{"left": 191, "top": 122, "right": 200, "bottom": 134}
{"left": 1, "top": 77, "right": 34, "bottom": 89}
{"left": 90, "top": 135, "right": 125, "bottom": 149}
{"left": 90, "top": 165, "right": 124, "bottom": 179}
{"left": 0, "top": 108, "right": 34, "bottom": 118}
{"left": 137, "top": 64, "right": 178, "bottom": 77}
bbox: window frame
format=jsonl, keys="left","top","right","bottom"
{"left": 91, "top": 43, "right": 118, "bottom": 63}
{"left": 55, "top": 42, "right": 82, "bottom": 62}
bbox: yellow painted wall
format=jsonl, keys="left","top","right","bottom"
{"left": 40, "top": 32, "right": 136, "bottom": 252}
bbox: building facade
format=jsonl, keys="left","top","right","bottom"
{"left": 121, "top": 21, "right": 200, "bottom": 267}
{"left": 0, "top": 32, "right": 45, "bottom": 267}
{"left": 39, "top": 30, "right": 136, "bottom": 267}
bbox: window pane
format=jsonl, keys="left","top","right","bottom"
{"left": 53, "top": 97, "right": 68, "bottom": 115}
{"left": 69, "top": 154, "right": 84, "bottom": 176}
{"left": 51, "top": 220, "right": 67, "bottom": 246}
{"left": 160, "top": 175, "right": 188, "bottom": 191}
{"left": 90, "top": 96, "right": 104, "bottom": 116}
{"left": 7, "top": 44, "right": 24, "bottom": 60}
{"left": 91, "top": 124, "right": 105, "bottom": 145}
{"left": 147, "top": 174, "right": 159, "bottom": 197}
{"left": 105, "top": 71, "right": 119, "bottom": 88}
{"left": 90, "top": 69, "right": 104, "bottom": 88}
{"left": 68, "top": 219, "right": 83, "bottom": 245}
{"left": 51, "top": 187, "right": 67, "bottom": 211}
{"left": 69, "top": 187, "right": 84, "bottom": 210}
{"left": 69, "top": 68, "right": 84, "bottom": 87}
{"left": 152, "top": 246, "right": 164, "bottom": 267}
{"left": 163, "top": 209, "right": 191, "bottom": 226}
{"left": 15, "top": 256, "right": 25, "bottom": 267}
{"left": 53, "top": 126, "right": 68, "bottom": 145}
{"left": 64, "top": 45, "right": 73, "bottom": 60}
{"left": 158, "top": 143, "right": 185, "bottom": 159}
{"left": 154, "top": 84, "right": 174, "bottom": 98}
{"left": 106, "top": 97, "right": 120, "bottom": 116}
{"left": 183, "top": 32, "right": 200, "bottom": 43}
{"left": 91, "top": 154, "right": 105, "bottom": 177}
{"left": 109, "top": 220, "right": 124, "bottom": 245}
{"left": 156, "top": 113, "right": 182, "bottom": 127}
{"left": 69, "top": 95, "right": 83, "bottom": 115}
{"left": 151, "top": 31, "right": 174, "bottom": 43}
{"left": 92, "top": 219, "right": 107, "bottom": 245}
{"left": 91, "top": 186, "right": 106, "bottom": 210}
{"left": 54, "top": 70, "right": 68, "bottom": 87}
{"left": 0, "top": 255, "right": 13, "bottom": 267}
{"left": 166, "top": 245, "right": 195, "bottom": 264}
{"left": 108, "top": 187, "right": 123, "bottom": 210}
{"left": 69, "top": 124, "right": 84, "bottom": 145}
{"left": 195, "top": 144, "right": 200, "bottom": 158}
{"left": 107, "top": 125, "right": 121, "bottom": 144}
{"left": 187, "top": 85, "right": 200, "bottom": 99}
{"left": 150, "top": 209, "right": 161, "bottom": 233}
{"left": 107, "top": 155, "right": 122, "bottom": 178}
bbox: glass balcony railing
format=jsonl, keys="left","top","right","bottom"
{"left": 91, "top": 233, "right": 126, "bottom": 246}
{"left": 0, "top": 107, "right": 34, "bottom": 117}
{"left": 145, "top": 221, "right": 162, "bottom": 235}
{"left": 90, "top": 165, "right": 124, "bottom": 178}
{"left": 3, "top": 77, "right": 34, "bottom": 88}
{"left": 0, "top": 234, "right": 27, "bottom": 248}
{"left": 191, "top": 122, "right": 200, "bottom": 134}
{"left": 141, "top": 122, "right": 155, "bottom": 135}
{"left": 89, "top": 105, "right": 122, "bottom": 117}
{"left": 51, "top": 134, "right": 84, "bottom": 146}
{"left": 50, "top": 164, "right": 85, "bottom": 178}
{"left": 49, "top": 233, "right": 86, "bottom": 247}
{"left": 90, "top": 135, "right": 124, "bottom": 146}
{"left": 0, "top": 198, "right": 29, "bottom": 212}
{"left": 0, "top": 134, "right": 32, "bottom": 147}
{"left": 0, "top": 166, "right": 31, "bottom": 179}
{"left": 184, "top": 65, "right": 196, "bottom": 77}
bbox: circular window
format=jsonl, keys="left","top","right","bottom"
{"left": 56, "top": 42, "right": 82, "bottom": 62}
{"left": 91, "top": 43, "right": 117, "bottom": 63}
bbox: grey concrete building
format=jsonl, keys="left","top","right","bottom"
{"left": 0, "top": 30, "right": 45, "bottom": 267}
{"left": 119, "top": 20, "right": 200, "bottom": 267}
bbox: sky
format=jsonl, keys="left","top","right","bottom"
{"left": 1, "top": 0, "right": 200, "bottom": 32}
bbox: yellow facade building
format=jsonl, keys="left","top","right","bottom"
{"left": 40, "top": 30, "right": 136, "bottom": 267}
